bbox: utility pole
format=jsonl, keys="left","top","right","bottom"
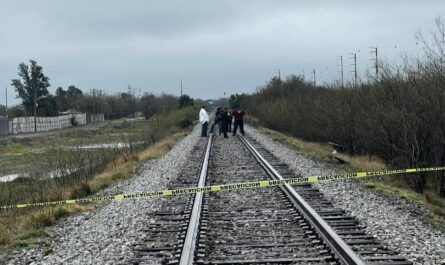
{"left": 278, "top": 69, "right": 281, "bottom": 81}
{"left": 350, "top": 53, "right": 357, "bottom": 86}
{"left": 370, "top": 47, "right": 378, "bottom": 80}
{"left": 34, "top": 84, "right": 37, "bottom": 132}
{"left": 312, "top": 69, "right": 316, "bottom": 86}
{"left": 100, "top": 89, "right": 104, "bottom": 114}
{"left": 337, "top": 55, "right": 344, "bottom": 88}
{"left": 302, "top": 69, "right": 305, "bottom": 80}
{"left": 4, "top": 86, "right": 6, "bottom": 117}
{"left": 180, "top": 78, "right": 183, "bottom": 96}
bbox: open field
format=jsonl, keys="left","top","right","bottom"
{"left": 0, "top": 107, "right": 197, "bottom": 204}
{"left": 0, "top": 106, "right": 197, "bottom": 250}
{"left": 0, "top": 117, "right": 148, "bottom": 175}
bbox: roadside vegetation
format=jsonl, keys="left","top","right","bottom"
{"left": 259, "top": 127, "right": 445, "bottom": 228}
{"left": 0, "top": 97, "right": 198, "bottom": 250}
{"left": 258, "top": 127, "right": 386, "bottom": 172}
{"left": 230, "top": 19, "right": 445, "bottom": 221}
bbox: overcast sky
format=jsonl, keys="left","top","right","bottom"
{"left": 1, "top": 1, "right": 444, "bottom": 105}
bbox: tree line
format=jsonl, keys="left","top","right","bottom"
{"left": 1, "top": 60, "right": 194, "bottom": 119}
{"left": 233, "top": 19, "right": 445, "bottom": 196}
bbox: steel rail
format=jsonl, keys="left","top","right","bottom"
{"left": 238, "top": 134, "right": 366, "bottom": 265}
{"left": 179, "top": 133, "right": 213, "bottom": 265}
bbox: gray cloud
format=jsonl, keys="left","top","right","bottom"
{"left": 1, "top": 0, "right": 444, "bottom": 105}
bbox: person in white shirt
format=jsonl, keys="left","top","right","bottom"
{"left": 199, "top": 105, "right": 209, "bottom": 137}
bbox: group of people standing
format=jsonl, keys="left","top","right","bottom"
{"left": 199, "top": 105, "right": 245, "bottom": 138}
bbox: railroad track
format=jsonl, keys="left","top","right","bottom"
{"left": 131, "top": 131, "right": 412, "bottom": 265}
{"left": 130, "top": 139, "right": 210, "bottom": 265}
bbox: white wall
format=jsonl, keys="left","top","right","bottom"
{"left": 9, "top": 114, "right": 87, "bottom": 135}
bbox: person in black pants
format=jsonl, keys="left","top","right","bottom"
{"left": 232, "top": 105, "right": 245, "bottom": 135}
{"left": 227, "top": 110, "right": 232, "bottom": 132}
{"left": 215, "top": 107, "right": 224, "bottom": 136}
{"left": 199, "top": 105, "right": 209, "bottom": 137}
{"left": 221, "top": 107, "right": 231, "bottom": 138}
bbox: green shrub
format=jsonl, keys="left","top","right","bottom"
{"left": 70, "top": 117, "right": 78, "bottom": 127}
{"left": 177, "top": 118, "right": 193, "bottom": 128}
{"left": 17, "top": 229, "right": 45, "bottom": 240}
{"left": 69, "top": 182, "right": 92, "bottom": 198}
{"left": 26, "top": 210, "right": 54, "bottom": 228}
{"left": 245, "top": 69, "right": 445, "bottom": 195}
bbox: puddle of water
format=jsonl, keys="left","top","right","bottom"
{"left": 0, "top": 173, "right": 23, "bottom": 182}
{"left": 0, "top": 168, "right": 78, "bottom": 183}
{"left": 67, "top": 142, "right": 144, "bottom": 150}
{"left": 1, "top": 142, "right": 147, "bottom": 183}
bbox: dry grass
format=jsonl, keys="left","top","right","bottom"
{"left": 260, "top": 127, "right": 332, "bottom": 158}
{"left": 0, "top": 143, "right": 31, "bottom": 155}
{"left": 259, "top": 127, "right": 386, "bottom": 172}
{"left": 138, "top": 131, "right": 184, "bottom": 161}
{"left": 0, "top": 205, "right": 88, "bottom": 250}
{"left": 88, "top": 130, "right": 186, "bottom": 192}
{"left": 334, "top": 153, "right": 386, "bottom": 172}
{"left": 364, "top": 181, "right": 445, "bottom": 229}
{"left": 0, "top": 130, "right": 188, "bottom": 252}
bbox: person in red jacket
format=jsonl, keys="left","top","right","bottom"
{"left": 232, "top": 105, "right": 245, "bottom": 136}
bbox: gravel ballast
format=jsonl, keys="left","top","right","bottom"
{"left": 246, "top": 125, "right": 445, "bottom": 265}
{"left": 3, "top": 124, "right": 445, "bottom": 264}
{"left": 3, "top": 127, "right": 201, "bottom": 265}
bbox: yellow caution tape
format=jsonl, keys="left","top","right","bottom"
{"left": 2, "top": 166, "right": 445, "bottom": 210}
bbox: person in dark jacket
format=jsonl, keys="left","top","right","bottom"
{"left": 213, "top": 107, "right": 221, "bottom": 134}
{"left": 215, "top": 107, "right": 225, "bottom": 136}
{"left": 221, "top": 107, "right": 231, "bottom": 138}
{"left": 232, "top": 105, "right": 245, "bottom": 135}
